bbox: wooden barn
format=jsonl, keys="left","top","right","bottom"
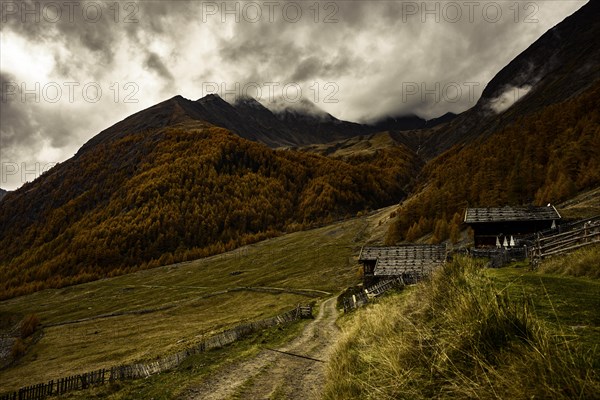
{"left": 358, "top": 244, "right": 447, "bottom": 286}
{"left": 464, "top": 206, "right": 561, "bottom": 248}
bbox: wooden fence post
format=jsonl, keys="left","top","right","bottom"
{"left": 584, "top": 222, "right": 589, "bottom": 243}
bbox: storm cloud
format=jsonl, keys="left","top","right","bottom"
{"left": 0, "top": 0, "right": 588, "bottom": 189}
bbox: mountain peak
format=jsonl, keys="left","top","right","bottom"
{"left": 197, "top": 93, "right": 227, "bottom": 104}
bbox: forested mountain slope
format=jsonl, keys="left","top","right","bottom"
{"left": 0, "top": 119, "right": 419, "bottom": 299}
{"left": 386, "top": 80, "right": 600, "bottom": 244}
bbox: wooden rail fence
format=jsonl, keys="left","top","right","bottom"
{"left": 365, "top": 278, "right": 403, "bottom": 298}
{"left": 530, "top": 218, "right": 600, "bottom": 267}
{"left": 0, "top": 369, "right": 107, "bottom": 400}
{"left": 523, "top": 215, "right": 600, "bottom": 242}
{"left": 343, "top": 278, "right": 403, "bottom": 313}
{"left": 0, "top": 304, "right": 312, "bottom": 400}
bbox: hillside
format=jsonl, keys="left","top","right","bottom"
{"left": 556, "top": 186, "right": 600, "bottom": 219}
{"left": 325, "top": 255, "right": 600, "bottom": 399}
{"left": 386, "top": 79, "right": 600, "bottom": 244}
{"left": 298, "top": 131, "right": 406, "bottom": 158}
{"left": 0, "top": 119, "right": 419, "bottom": 299}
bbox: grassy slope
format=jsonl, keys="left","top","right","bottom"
{"left": 297, "top": 132, "right": 402, "bottom": 158}
{"left": 55, "top": 319, "right": 311, "bottom": 400}
{"left": 557, "top": 186, "right": 600, "bottom": 219}
{"left": 538, "top": 245, "right": 600, "bottom": 279}
{"left": 487, "top": 246, "right": 600, "bottom": 345}
{"left": 0, "top": 208, "right": 393, "bottom": 392}
{"left": 325, "top": 255, "right": 599, "bottom": 399}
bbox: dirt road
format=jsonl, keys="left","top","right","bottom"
{"left": 183, "top": 296, "right": 340, "bottom": 400}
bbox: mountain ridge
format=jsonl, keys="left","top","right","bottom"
{"left": 77, "top": 91, "right": 456, "bottom": 156}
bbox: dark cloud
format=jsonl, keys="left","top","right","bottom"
{"left": 289, "top": 56, "right": 322, "bottom": 81}
{"left": 288, "top": 52, "right": 355, "bottom": 82}
{"left": 0, "top": 2, "right": 119, "bottom": 75}
{"left": 211, "top": 0, "right": 587, "bottom": 120}
{"left": 145, "top": 51, "right": 174, "bottom": 81}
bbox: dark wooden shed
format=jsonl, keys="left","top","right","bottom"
{"left": 358, "top": 244, "right": 447, "bottom": 285}
{"left": 464, "top": 206, "right": 561, "bottom": 248}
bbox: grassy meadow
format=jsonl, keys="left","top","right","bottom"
{"left": 53, "top": 318, "right": 311, "bottom": 399}
{"left": 0, "top": 207, "right": 393, "bottom": 392}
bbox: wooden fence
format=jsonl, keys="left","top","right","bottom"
{"left": 0, "top": 304, "right": 312, "bottom": 400}
{"left": 0, "top": 369, "right": 107, "bottom": 400}
{"left": 365, "top": 277, "right": 403, "bottom": 298}
{"left": 530, "top": 218, "right": 600, "bottom": 267}
{"left": 524, "top": 215, "right": 600, "bottom": 242}
{"left": 343, "top": 278, "right": 403, "bottom": 313}
{"left": 342, "top": 291, "right": 369, "bottom": 313}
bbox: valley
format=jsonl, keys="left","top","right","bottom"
{"left": 0, "top": 207, "right": 393, "bottom": 393}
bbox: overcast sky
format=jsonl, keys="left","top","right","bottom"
{"left": 0, "top": 0, "right": 587, "bottom": 190}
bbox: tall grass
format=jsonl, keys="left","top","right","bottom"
{"left": 539, "top": 245, "right": 600, "bottom": 279}
{"left": 324, "top": 257, "right": 599, "bottom": 399}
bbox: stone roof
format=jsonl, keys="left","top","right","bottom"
{"left": 464, "top": 206, "right": 561, "bottom": 224}
{"left": 358, "top": 244, "right": 447, "bottom": 262}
